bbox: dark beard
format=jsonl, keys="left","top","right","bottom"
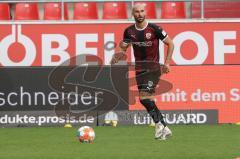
{"left": 134, "top": 16, "right": 145, "bottom": 23}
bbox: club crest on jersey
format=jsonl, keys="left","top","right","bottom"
{"left": 145, "top": 33, "right": 151, "bottom": 39}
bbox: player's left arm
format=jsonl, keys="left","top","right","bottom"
{"left": 153, "top": 24, "right": 174, "bottom": 73}
{"left": 162, "top": 36, "right": 174, "bottom": 73}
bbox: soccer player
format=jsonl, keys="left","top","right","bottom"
{"left": 111, "top": 4, "right": 174, "bottom": 140}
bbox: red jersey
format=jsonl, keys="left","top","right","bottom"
{"left": 122, "top": 22, "right": 168, "bottom": 63}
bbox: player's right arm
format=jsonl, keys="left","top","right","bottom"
{"left": 110, "top": 29, "right": 131, "bottom": 65}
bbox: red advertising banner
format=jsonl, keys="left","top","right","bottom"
{"left": 0, "top": 23, "right": 239, "bottom": 66}
{"left": 0, "top": 23, "right": 239, "bottom": 123}
{"left": 129, "top": 65, "right": 240, "bottom": 123}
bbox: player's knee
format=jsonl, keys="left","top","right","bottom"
{"left": 139, "top": 98, "right": 155, "bottom": 111}
{"left": 139, "top": 91, "right": 153, "bottom": 100}
{"left": 140, "top": 98, "right": 151, "bottom": 106}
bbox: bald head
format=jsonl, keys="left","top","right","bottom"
{"left": 132, "top": 3, "right": 146, "bottom": 23}
{"left": 132, "top": 3, "right": 145, "bottom": 12}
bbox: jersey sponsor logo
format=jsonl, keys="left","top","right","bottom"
{"left": 145, "top": 33, "right": 151, "bottom": 39}
{"left": 132, "top": 41, "right": 153, "bottom": 47}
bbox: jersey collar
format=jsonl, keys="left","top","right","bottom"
{"left": 135, "top": 21, "right": 148, "bottom": 31}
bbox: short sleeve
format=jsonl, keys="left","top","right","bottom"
{"left": 155, "top": 26, "right": 168, "bottom": 41}
{"left": 122, "top": 28, "right": 131, "bottom": 45}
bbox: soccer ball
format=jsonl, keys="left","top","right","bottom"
{"left": 76, "top": 126, "right": 95, "bottom": 143}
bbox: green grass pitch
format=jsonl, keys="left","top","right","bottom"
{"left": 0, "top": 125, "right": 239, "bottom": 159}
